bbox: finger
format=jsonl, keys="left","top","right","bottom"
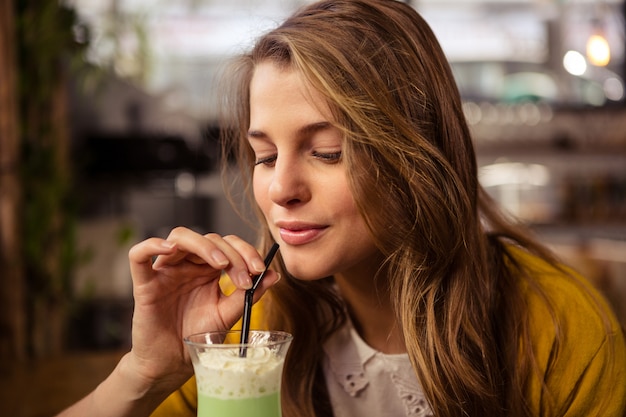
{"left": 213, "top": 272, "right": 281, "bottom": 330}
{"left": 129, "top": 238, "right": 177, "bottom": 285}
{"left": 205, "top": 234, "right": 280, "bottom": 290}
{"left": 223, "top": 235, "right": 268, "bottom": 275}
{"left": 199, "top": 233, "right": 255, "bottom": 289}
{"left": 152, "top": 248, "right": 209, "bottom": 269}
{"left": 158, "top": 229, "right": 254, "bottom": 289}
{"left": 151, "top": 247, "right": 192, "bottom": 269}
{"left": 252, "top": 270, "right": 281, "bottom": 301}
{"left": 152, "top": 228, "right": 229, "bottom": 270}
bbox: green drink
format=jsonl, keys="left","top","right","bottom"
{"left": 197, "top": 392, "right": 280, "bottom": 417}
{"left": 185, "top": 330, "right": 292, "bottom": 417}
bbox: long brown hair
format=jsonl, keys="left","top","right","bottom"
{"left": 219, "top": 1, "right": 564, "bottom": 415}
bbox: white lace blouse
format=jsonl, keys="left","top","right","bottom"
{"left": 322, "top": 319, "right": 434, "bottom": 417}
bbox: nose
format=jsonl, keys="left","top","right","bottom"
{"left": 268, "top": 157, "right": 311, "bottom": 207}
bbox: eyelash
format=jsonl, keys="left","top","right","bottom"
{"left": 254, "top": 151, "right": 342, "bottom": 166}
{"left": 313, "top": 151, "right": 342, "bottom": 162}
{"left": 254, "top": 155, "right": 277, "bottom": 166}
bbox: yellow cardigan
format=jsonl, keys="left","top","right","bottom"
{"left": 150, "top": 250, "right": 626, "bottom": 416}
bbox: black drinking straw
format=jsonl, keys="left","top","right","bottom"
{"left": 239, "top": 243, "right": 280, "bottom": 357}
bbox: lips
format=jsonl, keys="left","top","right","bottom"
{"left": 276, "top": 222, "right": 328, "bottom": 246}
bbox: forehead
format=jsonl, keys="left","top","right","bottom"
{"left": 249, "top": 61, "right": 334, "bottom": 125}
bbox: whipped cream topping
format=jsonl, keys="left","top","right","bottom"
{"left": 193, "top": 347, "right": 285, "bottom": 399}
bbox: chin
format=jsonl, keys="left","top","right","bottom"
{"left": 282, "top": 262, "right": 331, "bottom": 282}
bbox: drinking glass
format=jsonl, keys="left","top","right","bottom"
{"left": 184, "top": 330, "right": 292, "bottom": 417}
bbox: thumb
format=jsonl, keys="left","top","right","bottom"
{"left": 252, "top": 271, "right": 281, "bottom": 302}
{"left": 216, "top": 271, "right": 280, "bottom": 330}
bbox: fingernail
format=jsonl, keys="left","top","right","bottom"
{"left": 239, "top": 271, "right": 253, "bottom": 289}
{"left": 252, "top": 259, "right": 266, "bottom": 273}
{"left": 211, "top": 250, "right": 228, "bottom": 267}
{"left": 161, "top": 241, "right": 175, "bottom": 249}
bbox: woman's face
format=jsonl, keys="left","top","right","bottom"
{"left": 248, "top": 62, "right": 380, "bottom": 281}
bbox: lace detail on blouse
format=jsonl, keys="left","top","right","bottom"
{"left": 390, "top": 372, "right": 434, "bottom": 417}
{"left": 322, "top": 319, "right": 433, "bottom": 417}
{"left": 335, "top": 368, "right": 368, "bottom": 397}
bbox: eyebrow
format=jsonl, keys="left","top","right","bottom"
{"left": 247, "top": 121, "right": 333, "bottom": 140}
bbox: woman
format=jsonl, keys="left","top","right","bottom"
{"left": 58, "top": 1, "right": 625, "bottom": 416}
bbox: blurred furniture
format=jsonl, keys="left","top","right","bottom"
{"left": 0, "top": 349, "right": 125, "bottom": 417}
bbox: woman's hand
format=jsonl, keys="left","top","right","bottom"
{"left": 56, "top": 228, "right": 279, "bottom": 417}
{"left": 124, "top": 227, "right": 279, "bottom": 392}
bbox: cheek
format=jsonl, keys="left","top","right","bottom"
{"left": 252, "top": 174, "right": 269, "bottom": 213}
{"left": 331, "top": 179, "right": 359, "bottom": 216}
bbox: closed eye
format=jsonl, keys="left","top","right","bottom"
{"left": 254, "top": 154, "right": 277, "bottom": 167}
{"left": 313, "top": 151, "right": 342, "bottom": 163}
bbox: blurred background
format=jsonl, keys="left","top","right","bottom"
{"left": 1, "top": 0, "right": 625, "bottom": 415}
